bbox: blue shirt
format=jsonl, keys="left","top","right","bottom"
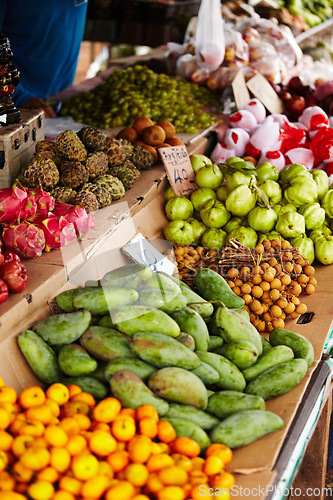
{"left": 0, "top": 0, "right": 88, "bottom": 106}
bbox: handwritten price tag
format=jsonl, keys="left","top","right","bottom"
{"left": 121, "top": 233, "right": 176, "bottom": 275}
{"left": 159, "top": 145, "right": 196, "bottom": 196}
{"left": 246, "top": 73, "right": 283, "bottom": 114}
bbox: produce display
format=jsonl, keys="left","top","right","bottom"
{"left": 17, "top": 263, "right": 315, "bottom": 456}
{"left": 0, "top": 249, "right": 28, "bottom": 304}
{"left": 16, "top": 128, "right": 153, "bottom": 214}
{"left": 0, "top": 376, "right": 236, "bottom": 499}
{"left": 0, "top": 183, "right": 95, "bottom": 258}
{"left": 59, "top": 65, "right": 217, "bottom": 133}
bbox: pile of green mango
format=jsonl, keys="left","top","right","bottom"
{"left": 17, "top": 263, "right": 314, "bottom": 451}
{"left": 164, "top": 155, "right": 333, "bottom": 265}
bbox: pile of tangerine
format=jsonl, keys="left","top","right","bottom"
{"left": 0, "top": 378, "right": 235, "bottom": 500}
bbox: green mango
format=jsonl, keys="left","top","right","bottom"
{"left": 207, "top": 390, "right": 265, "bottom": 419}
{"left": 175, "top": 332, "right": 196, "bottom": 351}
{"left": 110, "top": 370, "right": 169, "bottom": 416}
{"left": 148, "top": 367, "right": 208, "bottom": 410}
{"left": 158, "top": 292, "right": 188, "bottom": 314}
{"left": 214, "top": 340, "right": 259, "bottom": 370}
{"left": 196, "top": 351, "right": 246, "bottom": 392}
{"left": 165, "top": 403, "right": 219, "bottom": 430}
{"left": 73, "top": 287, "right": 139, "bottom": 315}
{"left": 163, "top": 417, "right": 211, "bottom": 452}
{"left": 104, "top": 358, "right": 156, "bottom": 381}
{"left": 58, "top": 344, "right": 98, "bottom": 376}
{"left": 80, "top": 326, "right": 136, "bottom": 361}
{"left": 18, "top": 330, "right": 62, "bottom": 384}
{"left": 171, "top": 306, "right": 210, "bottom": 352}
{"left": 100, "top": 263, "right": 153, "bottom": 288}
{"left": 194, "top": 267, "right": 245, "bottom": 309}
{"left": 60, "top": 376, "right": 108, "bottom": 400}
{"left": 33, "top": 310, "right": 91, "bottom": 346}
{"left": 269, "top": 328, "right": 314, "bottom": 367}
{"left": 114, "top": 308, "right": 180, "bottom": 337}
{"left": 208, "top": 335, "right": 224, "bottom": 351}
{"left": 130, "top": 332, "right": 200, "bottom": 370}
{"left": 242, "top": 345, "right": 295, "bottom": 383}
{"left": 191, "top": 362, "right": 220, "bottom": 385}
{"left": 56, "top": 289, "right": 79, "bottom": 312}
{"left": 210, "top": 410, "right": 284, "bottom": 448}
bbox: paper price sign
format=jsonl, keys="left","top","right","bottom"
{"left": 121, "top": 233, "right": 176, "bottom": 275}
{"left": 159, "top": 145, "right": 196, "bottom": 196}
{"left": 232, "top": 70, "right": 250, "bottom": 110}
{"left": 246, "top": 73, "right": 283, "bottom": 114}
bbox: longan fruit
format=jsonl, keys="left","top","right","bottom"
{"left": 228, "top": 268, "right": 239, "bottom": 279}
{"left": 270, "top": 278, "right": 282, "bottom": 290}
{"left": 234, "top": 278, "right": 244, "bottom": 288}
{"left": 304, "top": 265, "right": 315, "bottom": 276}
{"left": 297, "top": 274, "right": 309, "bottom": 284}
{"left": 271, "top": 305, "right": 282, "bottom": 318}
{"left": 296, "top": 303, "right": 308, "bottom": 315}
{"left": 284, "top": 302, "right": 295, "bottom": 315}
{"left": 272, "top": 318, "right": 285, "bottom": 329}
{"left": 281, "top": 274, "right": 291, "bottom": 286}
{"left": 243, "top": 294, "right": 252, "bottom": 305}
{"left": 227, "top": 280, "right": 235, "bottom": 288}
{"left": 260, "top": 281, "right": 271, "bottom": 292}
{"left": 252, "top": 274, "right": 262, "bottom": 285}
{"left": 269, "top": 289, "right": 280, "bottom": 301}
{"left": 290, "top": 283, "right": 302, "bottom": 296}
{"left": 240, "top": 267, "right": 251, "bottom": 278}
{"left": 305, "top": 283, "right": 315, "bottom": 295}
{"left": 255, "top": 244, "right": 265, "bottom": 254}
{"left": 268, "top": 257, "right": 278, "bottom": 267}
{"left": 253, "top": 265, "right": 263, "bottom": 275}
{"left": 241, "top": 283, "right": 252, "bottom": 294}
{"left": 233, "top": 286, "right": 241, "bottom": 296}
{"left": 277, "top": 297, "right": 288, "bottom": 309}
{"left": 308, "top": 277, "right": 317, "bottom": 287}
{"left": 252, "top": 286, "right": 263, "bottom": 298}
{"left": 250, "top": 300, "right": 262, "bottom": 313}
{"left": 293, "top": 263, "right": 303, "bottom": 275}
{"left": 291, "top": 296, "right": 300, "bottom": 305}
{"left": 263, "top": 312, "right": 272, "bottom": 322}
{"left": 290, "top": 311, "right": 300, "bottom": 319}
{"left": 262, "top": 239, "right": 272, "bottom": 248}
{"left": 284, "top": 262, "right": 293, "bottom": 273}
{"left": 261, "top": 262, "right": 270, "bottom": 270}
{"left": 244, "top": 305, "right": 251, "bottom": 315}
{"left": 281, "top": 239, "right": 292, "bottom": 249}
{"left": 263, "top": 271, "right": 275, "bottom": 283}
{"left": 296, "top": 257, "right": 306, "bottom": 267}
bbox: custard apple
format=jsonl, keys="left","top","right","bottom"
{"left": 77, "top": 126, "right": 107, "bottom": 152}
{"left": 60, "top": 161, "right": 89, "bottom": 189}
{"left": 85, "top": 151, "right": 109, "bottom": 179}
{"left": 55, "top": 130, "right": 87, "bottom": 161}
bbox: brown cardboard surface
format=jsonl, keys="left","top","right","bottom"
{"left": 231, "top": 471, "right": 277, "bottom": 498}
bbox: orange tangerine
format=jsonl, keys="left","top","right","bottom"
{"left": 145, "top": 473, "right": 164, "bottom": 494}
{"left": 60, "top": 417, "right": 80, "bottom": 436}
{"left": 107, "top": 450, "right": 129, "bottom": 472}
{"left": 158, "top": 465, "right": 188, "bottom": 486}
{"left": 18, "top": 386, "right": 45, "bottom": 409}
{"left": 136, "top": 404, "right": 159, "bottom": 422}
{"left": 46, "top": 383, "right": 70, "bottom": 405}
{"left": 0, "top": 469, "right": 15, "bottom": 491}
{"left": 61, "top": 400, "right": 90, "bottom": 418}
{"left": 104, "top": 480, "right": 135, "bottom": 500}
{"left": 67, "top": 384, "right": 82, "bottom": 398}
{"left": 50, "top": 446, "right": 71, "bottom": 473}
{"left": 71, "top": 392, "right": 95, "bottom": 408}
{"left": 92, "top": 397, "right": 121, "bottom": 423}
{"left": 191, "top": 457, "right": 205, "bottom": 471}
{"left": 53, "top": 492, "right": 75, "bottom": 500}
{"left": 156, "top": 485, "right": 186, "bottom": 500}
{"left": 111, "top": 414, "right": 136, "bottom": 442}
{"left": 20, "top": 446, "right": 51, "bottom": 471}
{"left": 157, "top": 420, "right": 177, "bottom": 443}
{"left": 0, "top": 430, "right": 13, "bottom": 451}
{"left": 0, "top": 492, "right": 27, "bottom": 500}
{"left": 9, "top": 414, "right": 26, "bottom": 436}
{"left": 147, "top": 453, "right": 174, "bottom": 473}
{"left": 44, "top": 398, "right": 60, "bottom": 417}
{"left": 98, "top": 461, "right": 114, "bottom": 478}
{"left": 80, "top": 474, "right": 109, "bottom": 499}
{"left": 128, "top": 434, "right": 152, "bottom": 463}
{"left": 119, "top": 408, "right": 136, "bottom": 419}
{"left": 18, "top": 420, "right": 45, "bottom": 438}
{"left": 11, "top": 434, "right": 34, "bottom": 457}
{"left": 66, "top": 433, "right": 87, "bottom": 456}
{"left": 125, "top": 463, "right": 149, "bottom": 487}
{"left": 37, "top": 466, "right": 60, "bottom": 483}
{"left": 71, "top": 413, "right": 91, "bottom": 431}
{"left": 0, "top": 450, "right": 8, "bottom": 472}
{"left": 0, "top": 386, "right": 17, "bottom": 404}
{"left": 88, "top": 430, "right": 117, "bottom": 456}
{"left": 44, "top": 424, "right": 68, "bottom": 447}
{"left": 206, "top": 443, "right": 233, "bottom": 466}
{"left": 171, "top": 453, "right": 192, "bottom": 472}
{"left": 25, "top": 404, "right": 53, "bottom": 425}
{"left": 58, "top": 475, "right": 82, "bottom": 496}
{"left": 27, "top": 479, "right": 55, "bottom": 500}
{"left": 203, "top": 455, "right": 223, "bottom": 476}
{"left": 132, "top": 496, "right": 150, "bottom": 500}
{"left": 139, "top": 416, "right": 158, "bottom": 438}
{"left": 90, "top": 421, "right": 110, "bottom": 433}
{"left": 71, "top": 451, "right": 99, "bottom": 480}
{"left": 189, "top": 469, "right": 208, "bottom": 485}
{"left": 211, "top": 471, "right": 235, "bottom": 490}
{"left": 190, "top": 483, "right": 210, "bottom": 500}
{"left": 12, "top": 461, "right": 34, "bottom": 482}
{"left": 172, "top": 437, "right": 200, "bottom": 458}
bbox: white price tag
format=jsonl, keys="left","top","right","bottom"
{"left": 121, "top": 233, "right": 176, "bottom": 275}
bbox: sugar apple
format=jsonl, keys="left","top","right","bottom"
{"left": 60, "top": 161, "right": 89, "bottom": 189}
{"left": 75, "top": 189, "right": 99, "bottom": 213}
{"left": 108, "top": 161, "right": 140, "bottom": 191}
{"left": 19, "top": 157, "right": 60, "bottom": 189}
{"left": 85, "top": 151, "right": 109, "bottom": 179}
{"left": 81, "top": 182, "right": 112, "bottom": 208}
{"left": 50, "top": 187, "right": 77, "bottom": 204}
{"left": 95, "top": 174, "right": 125, "bottom": 200}
{"left": 77, "top": 126, "right": 107, "bottom": 152}
{"left": 55, "top": 130, "right": 87, "bottom": 162}
{"left": 131, "top": 145, "right": 154, "bottom": 170}
{"left": 104, "top": 138, "right": 127, "bottom": 166}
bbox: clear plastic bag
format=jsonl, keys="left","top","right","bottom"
{"left": 195, "top": 0, "right": 225, "bottom": 72}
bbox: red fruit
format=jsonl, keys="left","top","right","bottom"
{"left": 2, "top": 251, "right": 21, "bottom": 263}
{"left": 52, "top": 203, "right": 95, "bottom": 238}
{"left": 2, "top": 222, "right": 46, "bottom": 260}
{"left": 38, "top": 214, "right": 77, "bottom": 251}
{"left": 279, "top": 122, "right": 307, "bottom": 154}
{"left": 0, "top": 186, "right": 27, "bottom": 223}
{"left": 0, "top": 261, "right": 28, "bottom": 293}
{"left": 0, "top": 252, "right": 4, "bottom": 267}
{"left": 287, "top": 76, "right": 304, "bottom": 92}
{"left": 0, "top": 279, "right": 8, "bottom": 303}
{"left": 325, "top": 161, "right": 333, "bottom": 176}
{"left": 285, "top": 95, "right": 306, "bottom": 119}
{"left": 245, "top": 141, "right": 261, "bottom": 159}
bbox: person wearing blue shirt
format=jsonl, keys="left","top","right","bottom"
{"left": 0, "top": 0, "right": 88, "bottom": 118}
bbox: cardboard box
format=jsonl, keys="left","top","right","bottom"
{"left": 0, "top": 109, "right": 44, "bottom": 188}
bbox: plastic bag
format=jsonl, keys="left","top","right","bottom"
{"left": 195, "top": 0, "right": 225, "bottom": 72}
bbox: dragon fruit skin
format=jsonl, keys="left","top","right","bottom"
{"left": 52, "top": 203, "right": 95, "bottom": 238}
{"left": 37, "top": 213, "right": 77, "bottom": 251}
{"left": 2, "top": 222, "right": 46, "bottom": 259}
{"left": 0, "top": 185, "right": 28, "bottom": 223}
{"left": 28, "top": 188, "right": 55, "bottom": 215}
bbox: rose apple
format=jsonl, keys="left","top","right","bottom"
{"left": 256, "top": 162, "right": 279, "bottom": 182}
{"left": 216, "top": 184, "right": 229, "bottom": 202}
{"left": 311, "top": 170, "right": 329, "bottom": 200}
{"left": 284, "top": 176, "right": 318, "bottom": 208}
{"left": 201, "top": 228, "right": 227, "bottom": 250}
{"left": 226, "top": 226, "right": 258, "bottom": 249}
{"left": 322, "top": 189, "right": 333, "bottom": 218}
{"left": 275, "top": 212, "right": 305, "bottom": 239}
{"left": 223, "top": 216, "right": 248, "bottom": 233}
{"left": 309, "top": 226, "right": 332, "bottom": 245}
{"left": 257, "top": 180, "right": 282, "bottom": 206}
{"left": 225, "top": 171, "right": 256, "bottom": 192}
{"left": 248, "top": 206, "right": 278, "bottom": 232}
{"left": 291, "top": 235, "right": 315, "bottom": 263}
{"left": 164, "top": 220, "right": 194, "bottom": 246}
{"left": 165, "top": 196, "right": 194, "bottom": 220}
{"left": 195, "top": 164, "right": 223, "bottom": 190}
{"left": 258, "top": 231, "right": 282, "bottom": 244}
{"left": 164, "top": 185, "right": 176, "bottom": 202}
{"left": 225, "top": 184, "right": 257, "bottom": 217}
{"left": 190, "top": 154, "right": 213, "bottom": 173}
{"left": 200, "top": 199, "right": 231, "bottom": 228}
{"left": 273, "top": 203, "right": 297, "bottom": 217}
{"left": 190, "top": 187, "right": 217, "bottom": 211}
{"left": 298, "top": 203, "right": 326, "bottom": 230}
{"left": 279, "top": 163, "right": 312, "bottom": 185}
{"left": 315, "top": 235, "right": 333, "bottom": 265}
{"left": 186, "top": 218, "right": 208, "bottom": 243}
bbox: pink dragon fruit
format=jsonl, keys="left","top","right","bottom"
{"left": 52, "top": 203, "right": 95, "bottom": 238}
{"left": 27, "top": 188, "right": 55, "bottom": 214}
{"left": 37, "top": 213, "right": 77, "bottom": 251}
{"left": 0, "top": 185, "right": 28, "bottom": 223}
{"left": 2, "top": 222, "right": 46, "bottom": 259}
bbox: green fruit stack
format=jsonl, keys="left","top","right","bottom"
{"left": 17, "top": 263, "right": 314, "bottom": 451}
{"left": 163, "top": 154, "right": 333, "bottom": 265}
